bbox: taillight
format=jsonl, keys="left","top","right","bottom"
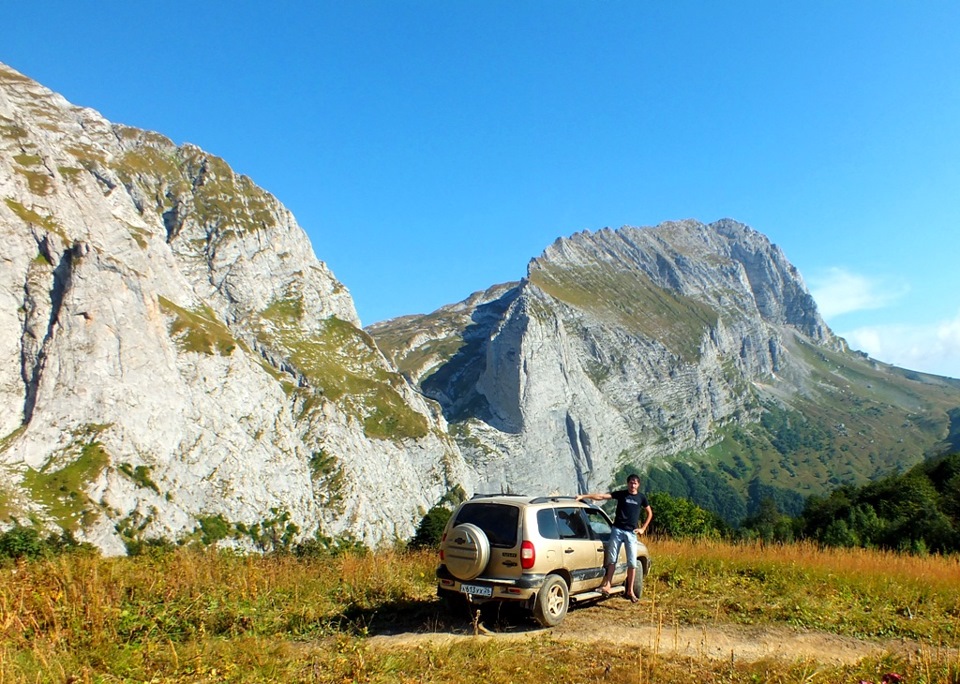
{"left": 521, "top": 540, "right": 535, "bottom": 569}
{"left": 439, "top": 532, "right": 446, "bottom": 561}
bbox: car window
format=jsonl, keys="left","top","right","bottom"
{"left": 556, "top": 507, "right": 590, "bottom": 540}
{"left": 454, "top": 503, "right": 519, "bottom": 547}
{"left": 537, "top": 509, "right": 560, "bottom": 540}
{"left": 584, "top": 508, "right": 613, "bottom": 541}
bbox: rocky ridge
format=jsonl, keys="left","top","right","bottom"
{"left": 0, "top": 63, "right": 469, "bottom": 553}
{"left": 371, "top": 220, "right": 960, "bottom": 509}
{"left": 377, "top": 219, "right": 830, "bottom": 494}
{"left": 4, "top": 63, "right": 959, "bottom": 551}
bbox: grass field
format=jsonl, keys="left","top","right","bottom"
{"left": 2, "top": 538, "right": 958, "bottom": 683}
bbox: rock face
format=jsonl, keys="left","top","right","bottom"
{"left": 4, "top": 64, "right": 958, "bottom": 549}
{"left": 0, "top": 63, "right": 469, "bottom": 553}
{"left": 372, "top": 220, "right": 851, "bottom": 496}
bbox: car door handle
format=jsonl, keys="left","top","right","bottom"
{"left": 564, "top": 548, "right": 575, "bottom": 554}
{"left": 596, "top": 546, "right": 605, "bottom": 552}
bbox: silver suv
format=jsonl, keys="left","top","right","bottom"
{"left": 436, "top": 494, "right": 651, "bottom": 626}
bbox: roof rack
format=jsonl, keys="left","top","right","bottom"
{"left": 470, "top": 492, "right": 528, "bottom": 499}
{"left": 528, "top": 495, "right": 579, "bottom": 504}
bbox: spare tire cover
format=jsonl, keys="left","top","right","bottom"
{"left": 443, "top": 523, "right": 491, "bottom": 581}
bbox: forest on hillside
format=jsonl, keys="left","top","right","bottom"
{"left": 648, "top": 451, "right": 960, "bottom": 555}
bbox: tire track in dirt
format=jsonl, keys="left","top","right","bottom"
{"left": 366, "top": 598, "right": 948, "bottom": 666}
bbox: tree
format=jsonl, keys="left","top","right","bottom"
{"left": 647, "top": 492, "right": 726, "bottom": 539}
{"left": 740, "top": 498, "right": 795, "bottom": 543}
{"left": 409, "top": 505, "right": 452, "bottom": 549}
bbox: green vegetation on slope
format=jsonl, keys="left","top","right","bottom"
{"left": 624, "top": 331, "right": 960, "bottom": 526}
{"left": 21, "top": 424, "right": 111, "bottom": 531}
{"left": 798, "top": 451, "right": 960, "bottom": 553}
{"left": 529, "top": 260, "right": 718, "bottom": 362}
{"left": 645, "top": 451, "right": 960, "bottom": 556}
{"left": 259, "top": 310, "right": 429, "bottom": 442}
{"left": 158, "top": 296, "right": 238, "bottom": 356}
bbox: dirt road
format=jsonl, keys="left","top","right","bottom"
{"left": 367, "top": 596, "right": 940, "bottom": 666}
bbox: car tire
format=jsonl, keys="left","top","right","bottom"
{"left": 533, "top": 574, "right": 569, "bottom": 627}
{"left": 438, "top": 589, "right": 468, "bottom": 615}
{"left": 632, "top": 565, "right": 644, "bottom": 599}
{"left": 442, "top": 523, "right": 491, "bottom": 581}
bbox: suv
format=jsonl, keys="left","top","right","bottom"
{"left": 436, "top": 494, "right": 651, "bottom": 626}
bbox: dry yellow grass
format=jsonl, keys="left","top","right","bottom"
{"left": 0, "top": 540, "right": 957, "bottom": 683}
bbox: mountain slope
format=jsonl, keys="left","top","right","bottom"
{"left": 371, "top": 220, "right": 960, "bottom": 518}
{"left": 0, "top": 63, "right": 469, "bottom": 552}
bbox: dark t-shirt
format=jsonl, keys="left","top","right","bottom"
{"left": 610, "top": 490, "right": 649, "bottom": 530}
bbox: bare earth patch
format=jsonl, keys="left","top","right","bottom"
{"left": 367, "top": 597, "right": 947, "bottom": 666}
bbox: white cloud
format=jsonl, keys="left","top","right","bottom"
{"left": 840, "top": 312, "right": 960, "bottom": 380}
{"left": 808, "top": 267, "right": 908, "bottom": 318}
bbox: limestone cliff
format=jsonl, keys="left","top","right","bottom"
{"left": 0, "top": 63, "right": 469, "bottom": 553}
{"left": 371, "top": 221, "right": 960, "bottom": 512}
{"left": 5, "top": 63, "right": 957, "bottom": 546}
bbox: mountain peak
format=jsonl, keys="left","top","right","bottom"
{"left": 530, "top": 219, "right": 832, "bottom": 346}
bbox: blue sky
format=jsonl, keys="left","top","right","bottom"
{"left": 4, "top": 2, "right": 960, "bottom": 377}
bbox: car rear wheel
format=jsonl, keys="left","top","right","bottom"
{"left": 533, "top": 574, "right": 569, "bottom": 627}
{"left": 439, "top": 589, "right": 468, "bottom": 615}
{"left": 442, "top": 523, "right": 491, "bottom": 581}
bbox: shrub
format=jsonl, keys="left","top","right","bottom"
{"left": 294, "top": 532, "right": 367, "bottom": 558}
{"left": 0, "top": 522, "right": 95, "bottom": 561}
{"left": 409, "top": 505, "right": 452, "bottom": 549}
{"left": 647, "top": 492, "right": 726, "bottom": 539}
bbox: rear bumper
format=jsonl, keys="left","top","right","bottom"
{"left": 436, "top": 565, "right": 546, "bottom": 602}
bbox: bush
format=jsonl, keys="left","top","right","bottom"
{"left": 647, "top": 492, "right": 727, "bottom": 539}
{"left": 0, "top": 522, "right": 95, "bottom": 561}
{"left": 0, "top": 523, "right": 44, "bottom": 560}
{"left": 294, "top": 532, "right": 367, "bottom": 558}
{"left": 409, "top": 505, "right": 452, "bottom": 549}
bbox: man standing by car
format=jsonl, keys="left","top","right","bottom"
{"left": 576, "top": 473, "right": 652, "bottom": 603}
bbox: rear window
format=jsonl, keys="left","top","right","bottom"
{"left": 453, "top": 503, "right": 520, "bottom": 548}
{"left": 537, "top": 509, "right": 560, "bottom": 540}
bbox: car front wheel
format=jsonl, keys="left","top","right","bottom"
{"left": 632, "top": 566, "right": 644, "bottom": 599}
{"left": 533, "top": 574, "right": 569, "bottom": 627}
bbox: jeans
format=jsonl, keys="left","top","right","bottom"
{"left": 605, "top": 526, "right": 638, "bottom": 569}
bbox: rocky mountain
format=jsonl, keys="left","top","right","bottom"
{"left": 4, "top": 63, "right": 959, "bottom": 553}
{"left": 0, "top": 63, "right": 470, "bottom": 553}
{"left": 371, "top": 221, "right": 960, "bottom": 519}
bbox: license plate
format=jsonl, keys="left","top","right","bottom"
{"left": 460, "top": 583, "right": 493, "bottom": 597}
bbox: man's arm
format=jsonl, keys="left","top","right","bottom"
{"left": 576, "top": 492, "right": 612, "bottom": 502}
{"left": 637, "top": 505, "right": 653, "bottom": 535}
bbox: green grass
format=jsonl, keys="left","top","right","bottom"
{"left": 261, "top": 295, "right": 305, "bottom": 324}
{"left": 4, "top": 198, "right": 63, "bottom": 236}
{"left": 13, "top": 153, "right": 42, "bottom": 166}
{"left": 529, "top": 260, "right": 718, "bottom": 363}
{"left": 158, "top": 296, "right": 238, "bottom": 356}
{"left": 21, "top": 425, "right": 111, "bottom": 530}
{"left": 262, "top": 315, "right": 429, "bottom": 441}
{"left": 56, "top": 166, "right": 85, "bottom": 184}
{"left": 117, "top": 463, "right": 160, "bottom": 494}
{"left": 0, "top": 425, "right": 27, "bottom": 456}
{"left": 172, "top": 151, "right": 277, "bottom": 234}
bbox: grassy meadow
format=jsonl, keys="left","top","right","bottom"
{"left": 2, "top": 538, "right": 959, "bottom": 683}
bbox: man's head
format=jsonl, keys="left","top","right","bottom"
{"left": 626, "top": 474, "right": 640, "bottom": 491}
